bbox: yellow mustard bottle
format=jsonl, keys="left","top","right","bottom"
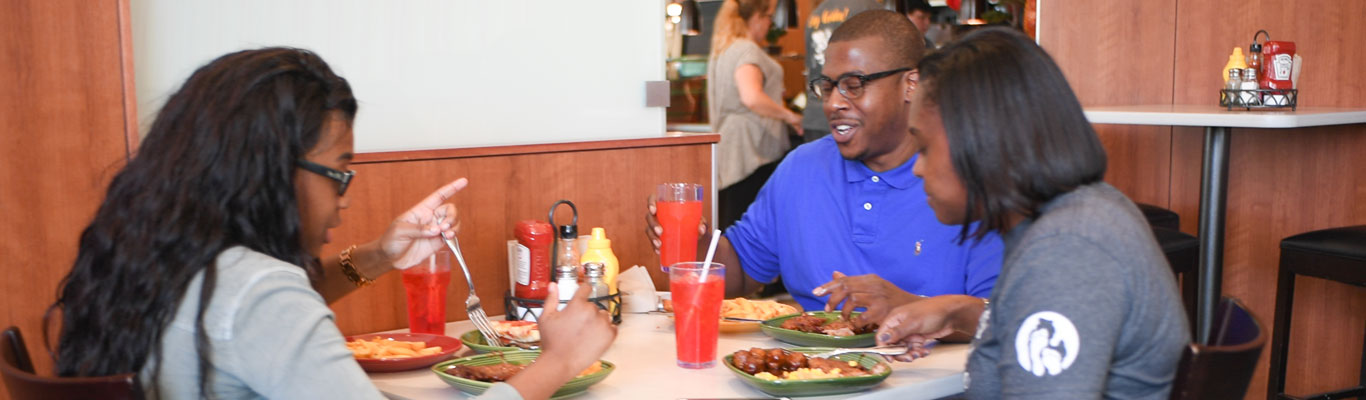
{"left": 581, "top": 227, "right": 619, "bottom": 296}
{"left": 1223, "top": 47, "right": 1247, "bottom": 84}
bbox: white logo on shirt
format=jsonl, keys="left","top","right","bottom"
{"left": 811, "top": 29, "right": 832, "bottom": 66}
{"left": 1014, "top": 311, "right": 1079, "bottom": 377}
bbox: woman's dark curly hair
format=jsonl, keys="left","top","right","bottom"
{"left": 47, "top": 47, "right": 357, "bottom": 396}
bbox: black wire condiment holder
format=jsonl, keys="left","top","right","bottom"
{"left": 503, "top": 199, "right": 622, "bottom": 324}
{"left": 504, "top": 291, "right": 622, "bottom": 324}
{"left": 1219, "top": 88, "right": 1298, "bottom": 111}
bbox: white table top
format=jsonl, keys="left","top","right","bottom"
{"left": 366, "top": 314, "right": 968, "bottom": 400}
{"left": 1083, "top": 105, "right": 1366, "bottom": 128}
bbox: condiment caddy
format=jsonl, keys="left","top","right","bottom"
{"left": 505, "top": 199, "right": 622, "bottom": 323}
{"left": 1219, "top": 30, "right": 1300, "bottom": 111}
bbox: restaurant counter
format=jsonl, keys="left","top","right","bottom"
{"left": 366, "top": 313, "right": 969, "bottom": 399}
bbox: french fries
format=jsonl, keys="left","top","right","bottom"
{"left": 721, "top": 298, "right": 798, "bottom": 321}
{"left": 347, "top": 337, "right": 443, "bottom": 360}
{"left": 577, "top": 361, "right": 603, "bottom": 377}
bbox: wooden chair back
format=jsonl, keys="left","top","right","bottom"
{"left": 1167, "top": 298, "right": 1266, "bottom": 400}
{"left": 1, "top": 326, "right": 143, "bottom": 400}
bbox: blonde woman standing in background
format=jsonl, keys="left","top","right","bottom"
{"left": 708, "top": 0, "right": 801, "bottom": 230}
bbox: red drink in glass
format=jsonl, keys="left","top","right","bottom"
{"left": 657, "top": 183, "right": 703, "bottom": 269}
{"left": 669, "top": 261, "right": 725, "bottom": 368}
{"left": 403, "top": 250, "right": 451, "bottom": 335}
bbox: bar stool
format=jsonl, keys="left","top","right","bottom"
{"left": 1132, "top": 203, "right": 1199, "bottom": 331}
{"left": 1137, "top": 202, "right": 1181, "bottom": 231}
{"left": 1268, "top": 225, "right": 1366, "bottom": 400}
{"left": 1153, "top": 227, "right": 1199, "bottom": 332}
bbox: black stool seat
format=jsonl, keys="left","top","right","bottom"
{"left": 1137, "top": 203, "right": 1181, "bottom": 231}
{"left": 1269, "top": 225, "right": 1366, "bottom": 400}
{"left": 1281, "top": 225, "right": 1366, "bottom": 265}
{"left": 1153, "top": 227, "right": 1199, "bottom": 274}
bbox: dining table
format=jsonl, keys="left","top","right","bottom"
{"left": 1082, "top": 105, "right": 1366, "bottom": 344}
{"left": 364, "top": 313, "right": 969, "bottom": 399}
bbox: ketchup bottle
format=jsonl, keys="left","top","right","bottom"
{"left": 514, "top": 220, "right": 554, "bottom": 300}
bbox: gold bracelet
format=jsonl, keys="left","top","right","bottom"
{"left": 339, "top": 245, "right": 373, "bottom": 287}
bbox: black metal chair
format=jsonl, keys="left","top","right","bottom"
{"left": 1268, "top": 226, "right": 1366, "bottom": 400}
{"left": 1, "top": 326, "right": 143, "bottom": 400}
{"left": 1168, "top": 297, "right": 1266, "bottom": 400}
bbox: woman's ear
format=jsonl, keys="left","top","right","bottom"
{"left": 904, "top": 69, "right": 920, "bottom": 102}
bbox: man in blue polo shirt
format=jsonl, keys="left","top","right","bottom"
{"left": 648, "top": 11, "right": 1001, "bottom": 323}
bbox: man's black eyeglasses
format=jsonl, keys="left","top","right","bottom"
{"left": 808, "top": 67, "right": 913, "bottom": 100}
{"left": 296, "top": 159, "right": 356, "bottom": 196}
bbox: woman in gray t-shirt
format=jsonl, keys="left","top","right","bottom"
{"left": 878, "top": 28, "right": 1190, "bottom": 399}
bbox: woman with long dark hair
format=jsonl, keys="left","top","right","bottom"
{"left": 875, "top": 28, "right": 1190, "bottom": 398}
{"left": 49, "top": 48, "right": 615, "bottom": 399}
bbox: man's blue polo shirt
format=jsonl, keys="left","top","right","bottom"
{"left": 725, "top": 136, "right": 1003, "bottom": 311}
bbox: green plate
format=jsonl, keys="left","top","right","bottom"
{"left": 759, "top": 312, "right": 877, "bottom": 348}
{"left": 724, "top": 347, "right": 892, "bottom": 397}
{"left": 458, "top": 329, "right": 525, "bottom": 353}
{"left": 432, "top": 351, "right": 614, "bottom": 399}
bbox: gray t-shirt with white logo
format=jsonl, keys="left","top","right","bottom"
{"left": 964, "top": 183, "right": 1190, "bottom": 399}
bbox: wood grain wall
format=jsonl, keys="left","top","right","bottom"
{"left": 1041, "top": 0, "right": 1366, "bottom": 398}
{"left": 324, "top": 136, "right": 717, "bottom": 336}
{"left": 0, "top": 0, "right": 137, "bottom": 391}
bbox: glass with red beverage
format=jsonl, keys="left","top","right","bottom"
{"left": 668, "top": 261, "right": 725, "bottom": 369}
{"left": 656, "top": 183, "right": 704, "bottom": 269}
{"left": 403, "top": 248, "right": 452, "bottom": 335}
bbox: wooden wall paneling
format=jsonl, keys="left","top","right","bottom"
{"left": 325, "top": 139, "right": 716, "bottom": 336}
{"left": 1038, "top": 0, "right": 1179, "bottom": 210}
{"left": 0, "top": 0, "right": 135, "bottom": 386}
{"left": 1170, "top": 1, "right": 1366, "bottom": 398}
{"left": 1213, "top": 126, "right": 1366, "bottom": 398}
{"left": 1173, "top": 0, "right": 1364, "bottom": 108}
{"left": 774, "top": 0, "right": 813, "bottom": 103}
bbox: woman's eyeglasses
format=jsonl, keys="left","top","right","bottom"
{"left": 808, "top": 67, "right": 912, "bottom": 100}
{"left": 296, "top": 159, "right": 356, "bottom": 196}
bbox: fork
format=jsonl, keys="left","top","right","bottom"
{"left": 810, "top": 345, "right": 910, "bottom": 359}
{"left": 436, "top": 216, "right": 504, "bottom": 347}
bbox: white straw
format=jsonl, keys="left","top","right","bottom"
{"left": 700, "top": 229, "right": 722, "bottom": 282}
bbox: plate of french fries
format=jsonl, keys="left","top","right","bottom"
{"left": 665, "top": 298, "right": 801, "bottom": 333}
{"left": 345, "top": 333, "right": 463, "bottom": 372}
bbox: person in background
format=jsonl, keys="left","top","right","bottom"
{"left": 48, "top": 48, "right": 615, "bottom": 400}
{"left": 801, "top": 0, "right": 884, "bottom": 143}
{"left": 649, "top": 11, "right": 1002, "bottom": 329}
{"left": 877, "top": 27, "right": 1190, "bottom": 398}
{"left": 901, "top": 0, "right": 937, "bottom": 50}
{"left": 708, "top": 0, "right": 803, "bottom": 231}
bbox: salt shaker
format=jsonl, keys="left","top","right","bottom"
{"left": 1239, "top": 68, "right": 1260, "bottom": 106}
{"left": 584, "top": 262, "right": 609, "bottom": 300}
{"left": 1226, "top": 69, "right": 1241, "bottom": 104}
{"left": 554, "top": 264, "right": 579, "bottom": 310}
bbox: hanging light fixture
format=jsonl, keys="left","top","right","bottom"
{"left": 676, "top": 0, "right": 701, "bottom": 36}
{"left": 772, "top": 0, "right": 799, "bottom": 30}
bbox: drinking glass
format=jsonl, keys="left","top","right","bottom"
{"left": 656, "top": 183, "right": 703, "bottom": 269}
{"left": 403, "top": 248, "right": 452, "bottom": 335}
{"left": 668, "top": 261, "right": 725, "bottom": 369}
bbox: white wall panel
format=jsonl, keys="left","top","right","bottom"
{"left": 133, "top": 0, "right": 666, "bottom": 152}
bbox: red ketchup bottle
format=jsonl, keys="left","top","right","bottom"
{"left": 514, "top": 220, "right": 554, "bottom": 300}
{"left": 1260, "top": 39, "right": 1296, "bottom": 90}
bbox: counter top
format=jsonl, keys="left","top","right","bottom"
{"left": 1084, "top": 105, "right": 1366, "bottom": 128}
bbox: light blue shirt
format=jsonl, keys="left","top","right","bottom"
{"left": 725, "top": 136, "right": 1003, "bottom": 310}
